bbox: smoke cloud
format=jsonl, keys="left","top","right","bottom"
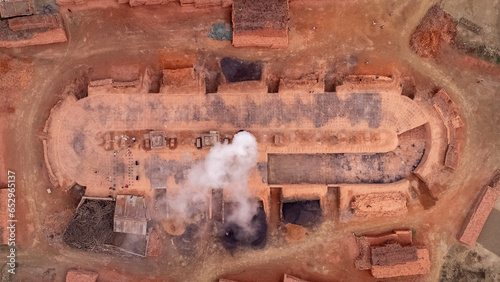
{"left": 168, "top": 131, "right": 259, "bottom": 231}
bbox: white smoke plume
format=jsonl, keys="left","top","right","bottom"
{"left": 169, "top": 131, "right": 259, "bottom": 230}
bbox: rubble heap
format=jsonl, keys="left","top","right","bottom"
{"left": 410, "top": 5, "right": 457, "bottom": 58}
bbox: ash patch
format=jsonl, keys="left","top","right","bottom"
{"left": 222, "top": 206, "right": 267, "bottom": 250}
{"left": 221, "top": 57, "right": 262, "bottom": 83}
{"left": 113, "top": 161, "right": 126, "bottom": 176}
{"left": 81, "top": 102, "right": 112, "bottom": 126}
{"left": 205, "top": 95, "right": 239, "bottom": 126}
{"left": 346, "top": 93, "right": 382, "bottom": 128}
{"left": 268, "top": 126, "right": 426, "bottom": 184}
{"left": 440, "top": 244, "right": 500, "bottom": 282}
{"left": 72, "top": 132, "right": 85, "bottom": 156}
{"left": 201, "top": 92, "right": 381, "bottom": 129}
{"left": 125, "top": 103, "right": 143, "bottom": 126}
{"left": 146, "top": 155, "right": 193, "bottom": 189}
{"left": 208, "top": 23, "right": 233, "bottom": 41}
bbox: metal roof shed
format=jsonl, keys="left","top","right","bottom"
{"left": 114, "top": 195, "right": 150, "bottom": 235}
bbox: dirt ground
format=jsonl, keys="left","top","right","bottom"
{"left": 1, "top": 0, "right": 500, "bottom": 281}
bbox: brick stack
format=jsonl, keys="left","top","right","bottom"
{"left": 232, "top": 0, "right": 289, "bottom": 48}
{"left": 459, "top": 184, "right": 500, "bottom": 246}
{"left": 0, "top": 14, "right": 67, "bottom": 49}
{"left": 432, "top": 89, "right": 464, "bottom": 170}
{"left": 8, "top": 14, "right": 62, "bottom": 31}
{"left": 65, "top": 269, "right": 98, "bottom": 282}
{"left": 56, "top": 0, "right": 87, "bottom": 6}
{"left": 354, "top": 230, "right": 430, "bottom": 278}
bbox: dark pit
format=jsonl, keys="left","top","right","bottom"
{"left": 222, "top": 206, "right": 267, "bottom": 250}
{"left": 282, "top": 200, "right": 322, "bottom": 227}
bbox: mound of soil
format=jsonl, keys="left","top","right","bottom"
{"left": 410, "top": 6, "right": 457, "bottom": 58}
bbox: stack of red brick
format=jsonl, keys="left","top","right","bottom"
{"left": 0, "top": 14, "right": 67, "bottom": 48}
{"left": 432, "top": 89, "right": 464, "bottom": 170}
{"left": 65, "top": 269, "right": 98, "bottom": 282}
{"left": 232, "top": 0, "right": 289, "bottom": 48}
{"left": 0, "top": 189, "right": 9, "bottom": 245}
{"left": 56, "top": 0, "right": 88, "bottom": 5}
{"left": 114, "top": 0, "right": 232, "bottom": 7}
{"left": 459, "top": 174, "right": 500, "bottom": 246}
{"left": 355, "top": 230, "right": 430, "bottom": 278}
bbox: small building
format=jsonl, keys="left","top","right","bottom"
{"left": 114, "top": 195, "right": 150, "bottom": 236}
{"left": 232, "top": 0, "right": 289, "bottom": 48}
{"left": 150, "top": 131, "right": 166, "bottom": 149}
{"left": 0, "top": 0, "right": 32, "bottom": 19}
{"left": 201, "top": 131, "right": 220, "bottom": 147}
{"left": 65, "top": 269, "right": 98, "bottom": 282}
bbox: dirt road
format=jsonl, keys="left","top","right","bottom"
{"left": 2, "top": 0, "right": 500, "bottom": 281}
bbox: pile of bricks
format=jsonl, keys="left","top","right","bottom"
{"left": 232, "top": 0, "right": 289, "bottom": 48}
{"left": 432, "top": 89, "right": 464, "bottom": 170}
{"left": 0, "top": 14, "right": 67, "bottom": 48}
{"left": 459, "top": 180, "right": 500, "bottom": 246}
{"left": 354, "top": 230, "right": 430, "bottom": 278}
{"left": 8, "top": 14, "right": 62, "bottom": 31}
{"left": 56, "top": 0, "right": 88, "bottom": 5}
{"left": 65, "top": 269, "right": 98, "bottom": 282}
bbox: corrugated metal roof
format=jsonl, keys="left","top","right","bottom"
{"left": 114, "top": 195, "right": 149, "bottom": 235}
